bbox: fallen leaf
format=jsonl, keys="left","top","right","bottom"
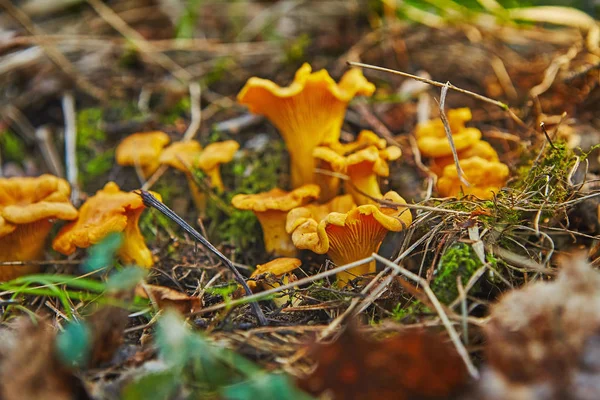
{"left": 298, "top": 324, "right": 469, "bottom": 400}
{"left": 135, "top": 283, "right": 202, "bottom": 314}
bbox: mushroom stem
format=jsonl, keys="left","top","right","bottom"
{"left": 255, "top": 211, "right": 297, "bottom": 257}
{"left": 204, "top": 168, "right": 224, "bottom": 192}
{"left": 0, "top": 220, "right": 52, "bottom": 281}
{"left": 186, "top": 175, "right": 207, "bottom": 216}
{"left": 290, "top": 149, "right": 317, "bottom": 189}
{"left": 118, "top": 208, "right": 153, "bottom": 268}
{"left": 345, "top": 169, "right": 382, "bottom": 205}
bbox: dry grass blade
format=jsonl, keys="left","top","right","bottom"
{"left": 439, "top": 83, "right": 470, "bottom": 187}
{"left": 347, "top": 61, "right": 527, "bottom": 128}
{"left": 372, "top": 253, "right": 479, "bottom": 379}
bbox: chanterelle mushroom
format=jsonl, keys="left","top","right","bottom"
{"left": 52, "top": 182, "right": 160, "bottom": 268}
{"left": 0, "top": 175, "right": 78, "bottom": 281}
{"left": 314, "top": 131, "right": 402, "bottom": 205}
{"left": 437, "top": 156, "right": 509, "bottom": 199}
{"left": 231, "top": 185, "right": 320, "bottom": 257}
{"left": 429, "top": 140, "right": 499, "bottom": 176}
{"left": 115, "top": 131, "right": 170, "bottom": 177}
{"left": 415, "top": 108, "right": 481, "bottom": 158}
{"left": 247, "top": 257, "right": 302, "bottom": 307}
{"left": 287, "top": 191, "right": 412, "bottom": 286}
{"left": 196, "top": 140, "right": 239, "bottom": 192}
{"left": 238, "top": 63, "right": 375, "bottom": 188}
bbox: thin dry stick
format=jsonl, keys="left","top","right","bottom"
{"left": 62, "top": 92, "right": 79, "bottom": 203}
{"left": 85, "top": 0, "right": 192, "bottom": 82}
{"left": 439, "top": 83, "right": 470, "bottom": 187}
{"left": 0, "top": 0, "right": 106, "bottom": 100}
{"left": 188, "top": 256, "right": 376, "bottom": 317}
{"left": 35, "top": 127, "right": 65, "bottom": 177}
{"left": 347, "top": 61, "right": 526, "bottom": 128}
{"left": 182, "top": 82, "right": 202, "bottom": 141}
{"left": 318, "top": 267, "right": 391, "bottom": 340}
{"left": 373, "top": 253, "right": 479, "bottom": 379}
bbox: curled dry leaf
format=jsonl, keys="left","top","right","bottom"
{"left": 297, "top": 324, "right": 469, "bottom": 400}
{"left": 135, "top": 283, "right": 202, "bottom": 314}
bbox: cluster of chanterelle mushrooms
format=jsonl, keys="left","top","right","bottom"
{"left": 0, "top": 63, "right": 512, "bottom": 293}
{"left": 233, "top": 63, "right": 413, "bottom": 288}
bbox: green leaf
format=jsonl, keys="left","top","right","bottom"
{"left": 83, "top": 232, "right": 123, "bottom": 272}
{"left": 55, "top": 321, "right": 92, "bottom": 368}
{"left": 121, "top": 370, "right": 179, "bottom": 400}
{"left": 222, "top": 373, "right": 314, "bottom": 400}
{"left": 106, "top": 266, "right": 147, "bottom": 291}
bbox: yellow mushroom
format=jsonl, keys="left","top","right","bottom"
{"left": 437, "top": 156, "right": 509, "bottom": 199}
{"left": 429, "top": 140, "right": 499, "bottom": 176}
{"left": 287, "top": 191, "right": 412, "bottom": 286}
{"left": 314, "top": 134, "right": 402, "bottom": 205}
{"left": 115, "top": 131, "right": 170, "bottom": 177}
{"left": 159, "top": 140, "right": 206, "bottom": 212}
{"left": 415, "top": 108, "right": 482, "bottom": 158}
{"left": 238, "top": 63, "right": 376, "bottom": 188}
{"left": 231, "top": 185, "right": 320, "bottom": 256}
{"left": 0, "top": 175, "right": 78, "bottom": 281}
{"left": 52, "top": 182, "right": 160, "bottom": 268}
{"left": 196, "top": 140, "right": 239, "bottom": 192}
{"left": 247, "top": 257, "right": 302, "bottom": 307}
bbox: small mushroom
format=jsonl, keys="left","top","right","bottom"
{"left": 415, "top": 108, "right": 482, "bottom": 158}
{"left": 247, "top": 257, "right": 302, "bottom": 307}
{"left": 287, "top": 191, "right": 412, "bottom": 286}
{"left": 314, "top": 134, "right": 402, "bottom": 205}
{"left": 0, "top": 175, "right": 78, "bottom": 281}
{"left": 286, "top": 194, "right": 356, "bottom": 234}
{"left": 115, "top": 131, "right": 171, "bottom": 177}
{"left": 437, "top": 156, "right": 509, "bottom": 199}
{"left": 238, "top": 63, "right": 376, "bottom": 188}
{"left": 196, "top": 140, "right": 240, "bottom": 192}
{"left": 231, "top": 185, "right": 320, "bottom": 256}
{"left": 52, "top": 182, "right": 160, "bottom": 268}
{"left": 159, "top": 140, "right": 206, "bottom": 212}
{"left": 429, "top": 140, "right": 499, "bottom": 176}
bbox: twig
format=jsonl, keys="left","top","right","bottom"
{"left": 136, "top": 190, "right": 268, "bottom": 326}
{"left": 182, "top": 82, "right": 202, "bottom": 141}
{"left": 85, "top": 0, "right": 192, "bottom": 83}
{"left": 189, "top": 257, "right": 377, "bottom": 317}
{"left": 439, "top": 83, "right": 470, "bottom": 187}
{"left": 0, "top": 0, "right": 106, "bottom": 100}
{"left": 372, "top": 253, "right": 479, "bottom": 379}
{"left": 539, "top": 122, "right": 556, "bottom": 149}
{"left": 35, "top": 127, "right": 65, "bottom": 177}
{"left": 347, "top": 61, "right": 526, "bottom": 128}
{"left": 62, "top": 92, "right": 79, "bottom": 203}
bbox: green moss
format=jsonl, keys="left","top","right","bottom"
{"left": 431, "top": 243, "right": 482, "bottom": 304}
{"left": 205, "top": 139, "right": 286, "bottom": 252}
{"left": 284, "top": 34, "right": 311, "bottom": 64}
{"left": 513, "top": 141, "right": 575, "bottom": 204}
{"left": 76, "top": 108, "right": 114, "bottom": 186}
{"left": 0, "top": 130, "right": 26, "bottom": 162}
{"left": 203, "top": 58, "right": 236, "bottom": 87}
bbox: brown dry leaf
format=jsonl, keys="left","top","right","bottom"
{"left": 87, "top": 305, "right": 130, "bottom": 367}
{"left": 135, "top": 283, "right": 202, "bottom": 314}
{"left": 298, "top": 324, "right": 469, "bottom": 400}
{"left": 0, "top": 317, "right": 90, "bottom": 400}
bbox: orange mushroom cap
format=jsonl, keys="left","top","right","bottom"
{"left": 159, "top": 140, "right": 206, "bottom": 213}
{"left": 52, "top": 182, "right": 160, "bottom": 268}
{"left": 231, "top": 185, "right": 320, "bottom": 256}
{"left": 415, "top": 108, "right": 482, "bottom": 158}
{"left": 314, "top": 133, "right": 402, "bottom": 205}
{"left": 286, "top": 194, "right": 356, "bottom": 234}
{"left": 437, "top": 156, "right": 509, "bottom": 199}
{"left": 115, "top": 131, "right": 170, "bottom": 177}
{"left": 429, "top": 140, "right": 499, "bottom": 176}
{"left": 237, "top": 63, "right": 376, "bottom": 188}
{"left": 247, "top": 257, "right": 302, "bottom": 307}
{"left": 159, "top": 140, "right": 203, "bottom": 172}
{"left": 196, "top": 140, "right": 240, "bottom": 192}
{"left": 0, "top": 175, "right": 78, "bottom": 281}
{"left": 287, "top": 191, "right": 412, "bottom": 286}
